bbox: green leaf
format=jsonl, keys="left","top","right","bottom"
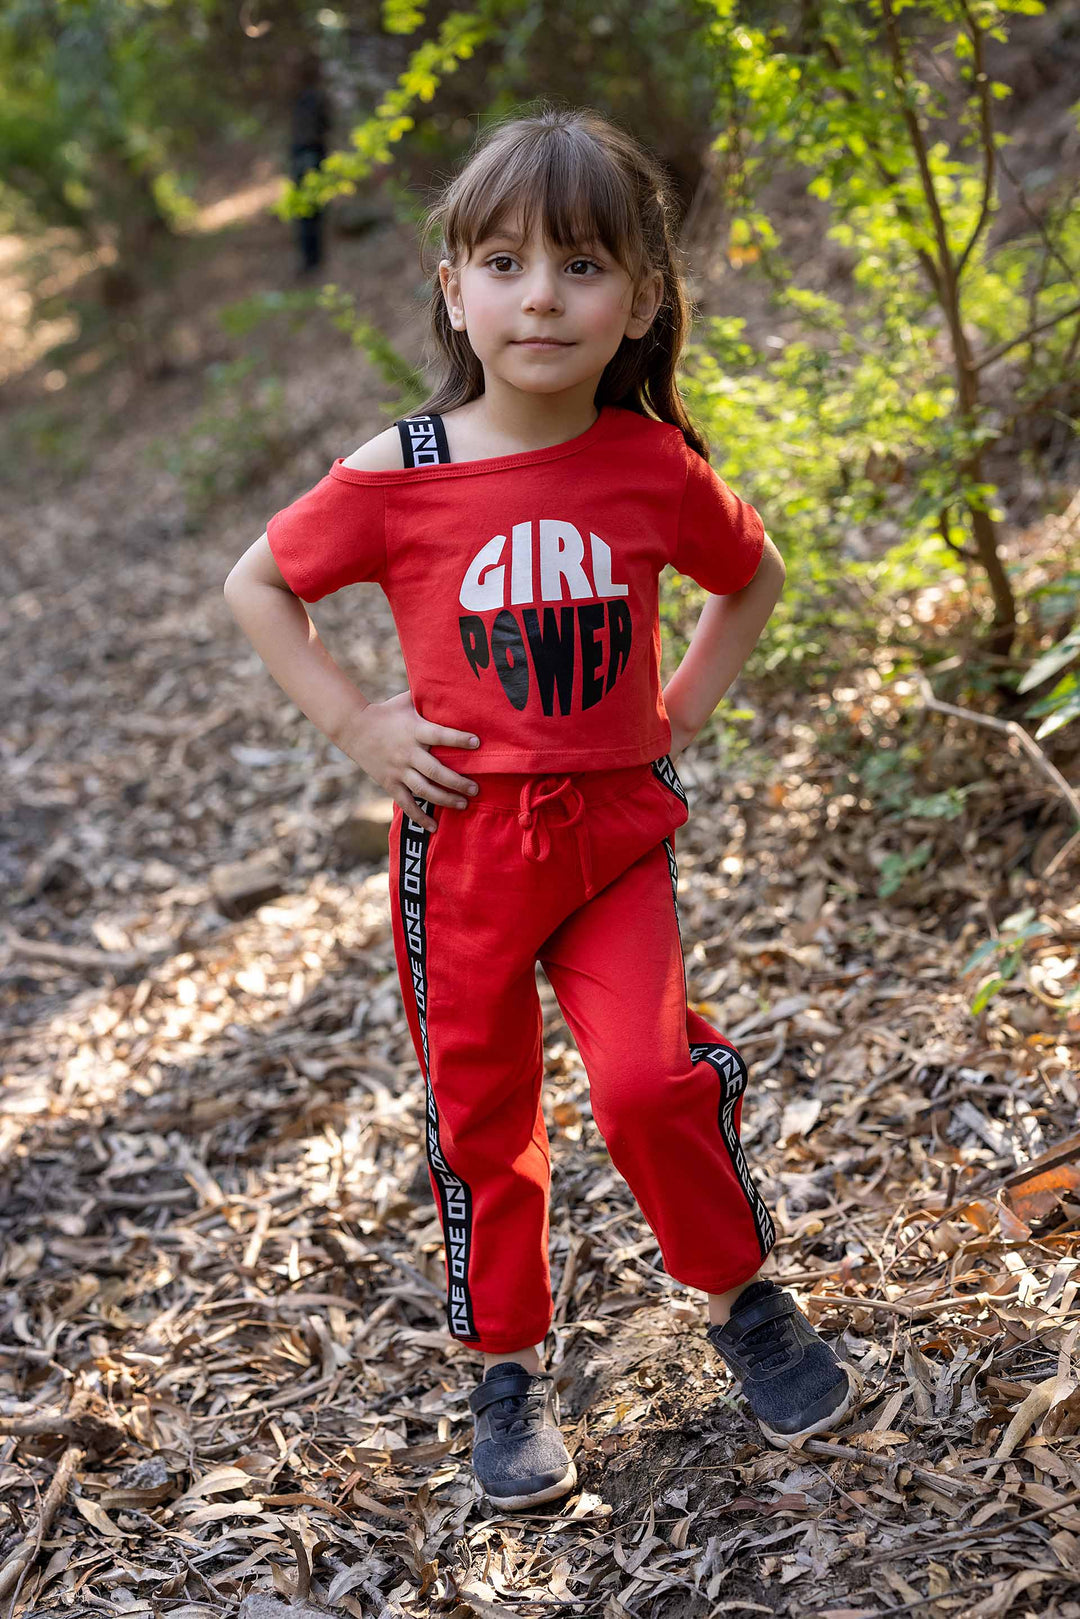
{"left": 960, "top": 938, "right": 1002, "bottom": 975}
{"left": 971, "top": 975, "right": 1006, "bottom": 1015}
{"left": 1017, "top": 629, "right": 1080, "bottom": 692}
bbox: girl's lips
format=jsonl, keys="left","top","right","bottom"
{"left": 514, "top": 339, "right": 573, "bottom": 346}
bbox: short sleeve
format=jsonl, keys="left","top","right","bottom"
{"left": 266, "top": 465, "right": 387, "bottom": 602}
{"left": 671, "top": 445, "right": 766, "bottom": 595}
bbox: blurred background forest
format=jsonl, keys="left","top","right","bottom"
{"left": 4, "top": 2, "right": 1080, "bottom": 1617}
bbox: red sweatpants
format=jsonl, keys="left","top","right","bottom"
{"left": 388, "top": 754, "right": 776, "bottom": 1354}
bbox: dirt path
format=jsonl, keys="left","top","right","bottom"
{"left": 3, "top": 170, "right": 1080, "bottom": 1619}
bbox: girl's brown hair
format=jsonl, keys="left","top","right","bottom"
{"left": 414, "top": 103, "right": 709, "bottom": 458}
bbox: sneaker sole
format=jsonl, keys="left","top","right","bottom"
{"left": 757, "top": 1364, "right": 863, "bottom": 1449}
{"left": 480, "top": 1458, "right": 578, "bottom": 1512}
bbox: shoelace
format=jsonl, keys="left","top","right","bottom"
{"left": 733, "top": 1316, "right": 797, "bottom": 1376}
{"left": 488, "top": 1387, "right": 546, "bottom": 1437}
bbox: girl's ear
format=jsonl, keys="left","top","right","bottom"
{"left": 439, "top": 258, "right": 464, "bottom": 329}
{"left": 629, "top": 269, "right": 664, "bottom": 338}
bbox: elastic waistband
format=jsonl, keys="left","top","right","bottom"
{"left": 468, "top": 759, "right": 657, "bottom": 811}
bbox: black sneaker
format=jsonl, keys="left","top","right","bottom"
{"left": 706, "top": 1279, "right": 861, "bottom": 1447}
{"left": 467, "top": 1362, "right": 578, "bottom": 1511}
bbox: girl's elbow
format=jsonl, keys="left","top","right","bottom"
{"left": 761, "top": 532, "right": 784, "bottom": 571}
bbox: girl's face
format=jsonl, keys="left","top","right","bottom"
{"left": 439, "top": 212, "right": 662, "bottom": 397}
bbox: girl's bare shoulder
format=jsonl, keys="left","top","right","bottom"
{"left": 341, "top": 425, "right": 404, "bottom": 472}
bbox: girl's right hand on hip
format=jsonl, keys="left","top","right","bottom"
{"left": 338, "top": 691, "right": 480, "bottom": 832}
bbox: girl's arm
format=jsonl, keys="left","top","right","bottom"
{"left": 662, "top": 536, "right": 786, "bottom": 757}
{"left": 225, "top": 534, "right": 372, "bottom": 747}
{"left": 222, "top": 422, "right": 404, "bottom": 739}
{"left": 223, "top": 534, "right": 481, "bottom": 833}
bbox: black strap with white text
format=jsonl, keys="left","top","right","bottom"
{"left": 395, "top": 414, "right": 451, "bottom": 468}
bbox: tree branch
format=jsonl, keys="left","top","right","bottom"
{"left": 973, "top": 297, "right": 1080, "bottom": 373}
{"left": 912, "top": 668, "right": 1080, "bottom": 880}
{"left": 953, "top": 0, "right": 997, "bottom": 281}
{"left": 880, "top": 0, "right": 960, "bottom": 329}
{"left": 818, "top": 31, "right": 947, "bottom": 308}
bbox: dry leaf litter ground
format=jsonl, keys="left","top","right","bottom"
{"left": 3, "top": 153, "right": 1080, "bottom": 1619}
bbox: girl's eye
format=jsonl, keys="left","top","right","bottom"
{"left": 485, "top": 254, "right": 601, "bottom": 275}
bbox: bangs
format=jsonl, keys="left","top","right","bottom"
{"left": 415, "top": 105, "right": 701, "bottom": 450}
{"left": 447, "top": 126, "right": 641, "bottom": 272}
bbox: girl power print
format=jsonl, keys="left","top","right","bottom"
{"left": 457, "top": 519, "right": 632, "bottom": 715}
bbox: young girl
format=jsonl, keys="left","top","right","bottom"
{"left": 225, "top": 105, "right": 860, "bottom": 1511}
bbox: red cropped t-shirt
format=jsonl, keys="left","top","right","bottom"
{"left": 265, "top": 404, "right": 766, "bottom": 774}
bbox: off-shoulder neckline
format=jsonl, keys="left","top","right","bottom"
{"left": 328, "top": 403, "right": 627, "bottom": 485}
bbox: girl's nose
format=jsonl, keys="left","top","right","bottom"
{"left": 521, "top": 268, "right": 562, "bottom": 312}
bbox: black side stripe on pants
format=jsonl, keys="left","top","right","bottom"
{"left": 655, "top": 821, "right": 776, "bottom": 1263}
{"left": 689, "top": 1041, "right": 776, "bottom": 1260}
{"left": 397, "top": 797, "right": 478, "bottom": 1340}
{"left": 650, "top": 751, "right": 689, "bottom": 808}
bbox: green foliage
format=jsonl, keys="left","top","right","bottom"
{"left": 854, "top": 734, "right": 977, "bottom": 826}
{"left": 149, "top": 355, "right": 292, "bottom": 523}
{"left": 151, "top": 282, "right": 429, "bottom": 521}
{"left": 151, "top": 167, "right": 201, "bottom": 232}
{"left": 1019, "top": 658, "right": 1080, "bottom": 740}
{"left": 383, "top": 0, "right": 430, "bottom": 32}
{"left": 702, "top": 3, "right": 1075, "bottom": 589}
{"left": 217, "top": 283, "right": 426, "bottom": 412}
{"left": 314, "top": 284, "right": 429, "bottom": 412}
{"left": 673, "top": 0, "right": 1079, "bottom": 730}
{"left": 277, "top": 3, "right": 506, "bottom": 222}
{"left": 875, "top": 838, "right": 935, "bottom": 899}
{"left": 1015, "top": 570, "right": 1080, "bottom": 739}
{"left": 898, "top": 786, "right": 975, "bottom": 822}
{"left": 960, "top": 905, "right": 1057, "bottom": 1017}
{"left": 215, "top": 289, "right": 325, "bottom": 343}
{"left": 279, "top": 0, "right": 720, "bottom": 223}
{"left": 479, "top": 0, "right": 716, "bottom": 156}
{"left": 701, "top": 702, "right": 768, "bottom": 782}
{"left": 0, "top": 0, "right": 253, "bottom": 247}
{"left": 152, "top": 275, "right": 430, "bottom": 518}
{"left": 853, "top": 737, "right": 921, "bottom": 795}
{"left": 0, "top": 397, "right": 96, "bottom": 485}
{"left": 844, "top": 736, "right": 981, "bottom": 899}
{"left": 678, "top": 305, "right": 965, "bottom": 676}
